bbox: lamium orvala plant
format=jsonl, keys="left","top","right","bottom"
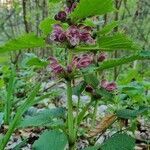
{"left": 0, "top": 0, "right": 149, "bottom": 150}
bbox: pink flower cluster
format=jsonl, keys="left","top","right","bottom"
{"left": 48, "top": 54, "right": 93, "bottom": 76}
{"left": 101, "top": 80, "right": 117, "bottom": 92}
{"left": 50, "top": 25, "right": 95, "bottom": 46}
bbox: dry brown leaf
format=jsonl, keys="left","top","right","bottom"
{"left": 88, "top": 114, "right": 117, "bottom": 137}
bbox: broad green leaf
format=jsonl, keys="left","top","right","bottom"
{"left": 73, "top": 81, "right": 87, "bottom": 96}
{"left": 0, "top": 33, "right": 46, "bottom": 53}
{"left": 33, "top": 130, "right": 68, "bottom": 150}
{"left": 26, "top": 57, "right": 48, "bottom": 68}
{"left": 84, "top": 74, "right": 99, "bottom": 88}
{"left": 116, "top": 107, "right": 149, "bottom": 119}
{"left": 99, "top": 21, "right": 119, "bottom": 35}
{"left": 95, "top": 88, "right": 113, "bottom": 100}
{"left": 70, "top": 0, "right": 114, "bottom": 22}
{"left": 39, "top": 18, "right": 58, "bottom": 36}
{"left": 19, "top": 108, "right": 65, "bottom": 128}
{"left": 97, "top": 51, "right": 150, "bottom": 71}
{"left": 101, "top": 133, "right": 135, "bottom": 150}
{"left": 84, "top": 145, "right": 100, "bottom": 150}
{"left": 98, "top": 33, "right": 140, "bottom": 51}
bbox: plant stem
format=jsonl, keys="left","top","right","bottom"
{"left": 67, "top": 80, "right": 75, "bottom": 145}
{"left": 92, "top": 100, "right": 98, "bottom": 127}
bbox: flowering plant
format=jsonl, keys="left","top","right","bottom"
{"left": 0, "top": 0, "right": 149, "bottom": 150}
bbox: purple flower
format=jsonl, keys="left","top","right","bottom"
{"left": 49, "top": 56, "right": 64, "bottom": 74}
{"left": 50, "top": 25, "right": 66, "bottom": 42}
{"left": 101, "top": 80, "right": 117, "bottom": 92}
{"left": 79, "top": 26, "right": 95, "bottom": 45}
{"left": 66, "top": 25, "right": 80, "bottom": 46}
{"left": 55, "top": 11, "right": 67, "bottom": 22}
{"left": 72, "top": 54, "right": 93, "bottom": 69}
{"left": 97, "top": 53, "right": 107, "bottom": 62}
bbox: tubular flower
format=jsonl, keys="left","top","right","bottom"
{"left": 72, "top": 54, "right": 93, "bottom": 69}
{"left": 79, "top": 25, "right": 95, "bottom": 45}
{"left": 66, "top": 25, "right": 80, "bottom": 46}
{"left": 50, "top": 24, "right": 66, "bottom": 43}
{"left": 101, "top": 80, "right": 117, "bottom": 92}
{"left": 48, "top": 56, "right": 64, "bottom": 74}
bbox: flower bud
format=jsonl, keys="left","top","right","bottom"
{"left": 85, "top": 85, "right": 93, "bottom": 93}
{"left": 77, "top": 54, "right": 93, "bottom": 69}
{"left": 67, "top": 65, "right": 73, "bottom": 73}
{"left": 55, "top": 11, "right": 67, "bottom": 22}
{"left": 97, "top": 53, "right": 107, "bottom": 62}
{"left": 105, "top": 83, "right": 117, "bottom": 92}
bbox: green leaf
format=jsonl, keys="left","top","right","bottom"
{"left": 99, "top": 21, "right": 119, "bottom": 35}
{"left": 98, "top": 33, "right": 140, "bottom": 51}
{"left": 70, "top": 0, "right": 114, "bottom": 22}
{"left": 84, "top": 74, "right": 99, "bottom": 88}
{"left": 0, "top": 33, "right": 46, "bottom": 53}
{"left": 116, "top": 107, "right": 149, "bottom": 119}
{"left": 33, "top": 130, "right": 68, "bottom": 150}
{"left": 84, "top": 145, "right": 100, "bottom": 150}
{"left": 4, "top": 66, "right": 16, "bottom": 124}
{"left": 19, "top": 108, "right": 65, "bottom": 128}
{"left": 26, "top": 57, "right": 48, "bottom": 68}
{"left": 101, "top": 133, "right": 135, "bottom": 150}
{"left": 97, "top": 51, "right": 150, "bottom": 71}
{"left": 73, "top": 81, "right": 87, "bottom": 96}
{"left": 95, "top": 88, "right": 113, "bottom": 100}
{"left": 39, "top": 18, "right": 58, "bottom": 36}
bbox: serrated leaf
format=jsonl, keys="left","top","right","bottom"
{"left": 98, "top": 33, "right": 140, "bottom": 51}
{"left": 33, "top": 130, "right": 68, "bottom": 150}
{"left": 99, "top": 21, "right": 119, "bottom": 35}
{"left": 84, "top": 74, "right": 99, "bottom": 88}
{"left": 19, "top": 108, "right": 65, "bottom": 128}
{"left": 101, "top": 133, "right": 135, "bottom": 150}
{"left": 70, "top": 0, "right": 114, "bottom": 22}
{"left": 116, "top": 107, "right": 149, "bottom": 119}
{"left": 26, "top": 57, "right": 48, "bottom": 68}
{"left": 0, "top": 33, "right": 46, "bottom": 53}
{"left": 97, "top": 51, "right": 150, "bottom": 71}
{"left": 39, "top": 18, "right": 58, "bottom": 36}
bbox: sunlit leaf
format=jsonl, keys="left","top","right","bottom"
{"left": 0, "top": 33, "right": 46, "bottom": 53}
{"left": 33, "top": 130, "right": 68, "bottom": 150}
{"left": 70, "top": 0, "right": 114, "bottom": 22}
